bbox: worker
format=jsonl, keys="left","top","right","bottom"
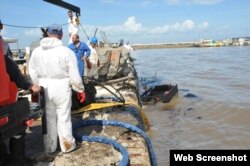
{"left": 29, "top": 24, "right": 85, "bottom": 158}
{"left": 86, "top": 37, "right": 99, "bottom": 79}
{"left": 119, "top": 39, "right": 124, "bottom": 47}
{"left": 123, "top": 41, "right": 134, "bottom": 51}
{"left": 0, "top": 19, "right": 41, "bottom": 166}
{"left": 68, "top": 10, "right": 79, "bottom": 43}
{"left": 68, "top": 33, "right": 91, "bottom": 78}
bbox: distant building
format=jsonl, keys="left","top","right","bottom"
{"left": 222, "top": 39, "right": 233, "bottom": 46}
{"left": 199, "top": 39, "right": 223, "bottom": 47}
{"left": 232, "top": 37, "right": 250, "bottom": 46}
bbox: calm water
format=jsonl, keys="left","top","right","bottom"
{"left": 132, "top": 46, "right": 250, "bottom": 166}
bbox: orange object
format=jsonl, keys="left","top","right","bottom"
{"left": 0, "top": 39, "right": 18, "bottom": 106}
{"left": 110, "top": 50, "right": 119, "bottom": 61}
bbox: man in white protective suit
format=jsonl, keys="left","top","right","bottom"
{"left": 29, "top": 24, "right": 85, "bottom": 159}
{"left": 86, "top": 37, "right": 99, "bottom": 79}
{"left": 68, "top": 10, "right": 79, "bottom": 43}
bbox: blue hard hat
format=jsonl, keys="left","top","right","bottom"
{"left": 47, "top": 24, "right": 63, "bottom": 35}
{"left": 91, "top": 37, "right": 98, "bottom": 44}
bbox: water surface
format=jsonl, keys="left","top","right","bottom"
{"left": 132, "top": 46, "right": 250, "bottom": 165}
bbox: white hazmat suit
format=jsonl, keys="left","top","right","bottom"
{"left": 68, "top": 16, "right": 79, "bottom": 35}
{"left": 85, "top": 44, "right": 99, "bottom": 79}
{"left": 29, "top": 37, "right": 84, "bottom": 153}
{"left": 68, "top": 16, "right": 79, "bottom": 43}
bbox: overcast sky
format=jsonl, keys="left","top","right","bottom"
{"left": 0, "top": 0, "right": 249, "bottom": 47}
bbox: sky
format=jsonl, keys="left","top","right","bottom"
{"left": 0, "top": 0, "right": 250, "bottom": 48}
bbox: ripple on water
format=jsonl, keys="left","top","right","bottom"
{"left": 135, "top": 47, "right": 250, "bottom": 165}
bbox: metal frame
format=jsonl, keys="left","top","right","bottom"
{"left": 43, "top": 0, "right": 81, "bottom": 16}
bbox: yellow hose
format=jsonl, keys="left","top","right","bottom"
{"left": 72, "top": 102, "right": 151, "bottom": 131}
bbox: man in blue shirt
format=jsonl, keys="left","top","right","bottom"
{"left": 68, "top": 34, "right": 91, "bottom": 77}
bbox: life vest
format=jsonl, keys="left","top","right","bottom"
{"left": 0, "top": 38, "right": 18, "bottom": 106}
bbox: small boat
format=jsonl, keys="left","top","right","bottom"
{"left": 141, "top": 84, "right": 178, "bottom": 103}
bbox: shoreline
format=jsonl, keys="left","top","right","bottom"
{"left": 132, "top": 43, "right": 195, "bottom": 49}
{"left": 131, "top": 43, "right": 250, "bottom": 50}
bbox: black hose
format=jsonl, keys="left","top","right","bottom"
{"left": 85, "top": 77, "right": 125, "bottom": 104}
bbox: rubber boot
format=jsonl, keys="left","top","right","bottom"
{"left": 9, "top": 133, "right": 35, "bottom": 166}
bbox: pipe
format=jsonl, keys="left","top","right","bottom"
{"left": 74, "top": 135, "right": 129, "bottom": 166}
{"left": 73, "top": 120, "right": 157, "bottom": 166}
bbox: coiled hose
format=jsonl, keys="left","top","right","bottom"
{"left": 73, "top": 119, "right": 157, "bottom": 166}
{"left": 74, "top": 135, "right": 129, "bottom": 166}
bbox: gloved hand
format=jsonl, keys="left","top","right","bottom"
{"left": 77, "top": 92, "right": 86, "bottom": 103}
{"left": 86, "top": 61, "right": 92, "bottom": 69}
{"left": 30, "top": 84, "right": 41, "bottom": 94}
